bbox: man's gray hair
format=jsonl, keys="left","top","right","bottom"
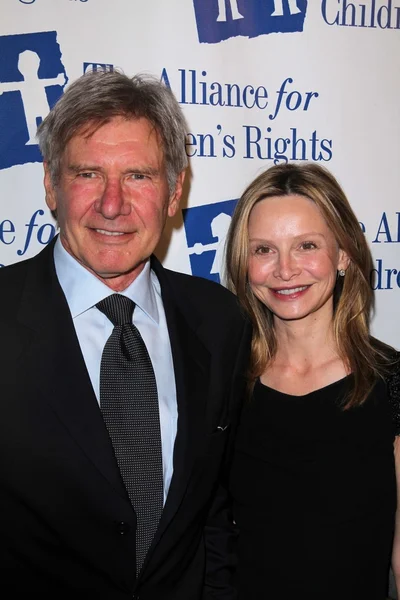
{"left": 37, "top": 70, "right": 188, "bottom": 193}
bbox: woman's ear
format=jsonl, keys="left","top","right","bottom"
{"left": 338, "top": 249, "right": 351, "bottom": 273}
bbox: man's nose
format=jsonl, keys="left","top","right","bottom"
{"left": 94, "top": 179, "right": 131, "bottom": 219}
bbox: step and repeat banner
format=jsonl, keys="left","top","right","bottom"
{"left": 1, "top": 0, "right": 399, "bottom": 347}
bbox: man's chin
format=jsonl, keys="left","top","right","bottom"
{"left": 89, "top": 262, "right": 147, "bottom": 291}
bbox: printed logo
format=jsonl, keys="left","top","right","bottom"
{"left": 83, "top": 62, "right": 114, "bottom": 74}
{"left": 0, "top": 31, "right": 68, "bottom": 170}
{"left": 182, "top": 199, "right": 237, "bottom": 283}
{"left": 321, "top": 0, "right": 400, "bottom": 30}
{"left": 193, "top": 0, "right": 308, "bottom": 43}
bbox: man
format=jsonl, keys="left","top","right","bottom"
{"left": 0, "top": 71, "right": 250, "bottom": 599}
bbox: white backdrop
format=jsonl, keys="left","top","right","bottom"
{"left": 1, "top": 0, "right": 399, "bottom": 348}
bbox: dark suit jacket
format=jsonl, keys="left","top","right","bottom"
{"left": 0, "top": 240, "right": 250, "bottom": 600}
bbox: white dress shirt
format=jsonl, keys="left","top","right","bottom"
{"left": 53, "top": 238, "right": 177, "bottom": 504}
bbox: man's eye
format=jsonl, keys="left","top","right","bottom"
{"left": 131, "top": 173, "right": 146, "bottom": 180}
{"left": 78, "top": 172, "right": 96, "bottom": 179}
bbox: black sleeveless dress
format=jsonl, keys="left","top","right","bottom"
{"left": 230, "top": 367, "right": 400, "bottom": 600}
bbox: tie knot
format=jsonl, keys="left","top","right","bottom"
{"left": 96, "top": 294, "right": 135, "bottom": 326}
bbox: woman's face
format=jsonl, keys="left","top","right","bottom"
{"left": 247, "top": 194, "right": 349, "bottom": 325}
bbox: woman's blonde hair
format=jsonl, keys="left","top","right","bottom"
{"left": 225, "top": 163, "right": 393, "bottom": 408}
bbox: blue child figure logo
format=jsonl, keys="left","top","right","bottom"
{"left": 4, "top": 49, "right": 66, "bottom": 145}
{"left": 0, "top": 31, "right": 68, "bottom": 170}
{"left": 193, "top": 0, "right": 308, "bottom": 43}
{"left": 209, "top": 212, "right": 232, "bottom": 281}
{"left": 183, "top": 200, "right": 237, "bottom": 284}
{"left": 271, "top": 0, "right": 301, "bottom": 16}
{"left": 217, "top": 0, "right": 244, "bottom": 21}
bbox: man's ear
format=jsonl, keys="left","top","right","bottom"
{"left": 167, "top": 170, "right": 186, "bottom": 218}
{"left": 43, "top": 162, "right": 57, "bottom": 212}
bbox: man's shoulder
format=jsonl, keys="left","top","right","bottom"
{"left": 0, "top": 257, "right": 31, "bottom": 293}
{"left": 158, "top": 267, "right": 251, "bottom": 338}
{"left": 0, "top": 256, "right": 31, "bottom": 277}
{"left": 163, "top": 268, "right": 238, "bottom": 306}
{"left": 0, "top": 251, "right": 47, "bottom": 311}
{"left": 0, "top": 260, "right": 33, "bottom": 333}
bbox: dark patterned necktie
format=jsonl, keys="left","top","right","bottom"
{"left": 96, "top": 294, "right": 163, "bottom": 574}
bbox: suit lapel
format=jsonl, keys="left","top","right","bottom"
{"left": 150, "top": 258, "right": 210, "bottom": 542}
{"left": 17, "top": 242, "right": 130, "bottom": 504}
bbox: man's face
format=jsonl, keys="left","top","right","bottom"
{"left": 44, "top": 116, "right": 184, "bottom": 291}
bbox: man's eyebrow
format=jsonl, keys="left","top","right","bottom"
{"left": 67, "top": 163, "right": 98, "bottom": 173}
{"left": 66, "top": 164, "right": 161, "bottom": 176}
{"left": 123, "top": 166, "right": 160, "bottom": 176}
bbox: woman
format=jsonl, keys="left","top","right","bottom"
{"left": 225, "top": 163, "right": 400, "bottom": 600}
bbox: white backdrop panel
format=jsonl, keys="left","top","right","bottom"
{"left": 1, "top": 0, "right": 399, "bottom": 347}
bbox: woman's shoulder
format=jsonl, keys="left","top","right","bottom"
{"left": 369, "top": 337, "right": 400, "bottom": 433}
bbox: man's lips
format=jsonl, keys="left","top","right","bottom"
{"left": 94, "top": 229, "right": 125, "bottom": 237}
{"left": 88, "top": 227, "right": 135, "bottom": 239}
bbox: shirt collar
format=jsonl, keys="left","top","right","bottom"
{"left": 53, "top": 237, "right": 159, "bottom": 324}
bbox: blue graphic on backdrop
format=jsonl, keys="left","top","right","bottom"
{"left": 0, "top": 31, "right": 67, "bottom": 170}
{"left": 183, "top": 199, "right": 237, "bottom": 283}
{"left": 193, "top": 0, "right": 308, "bottom": 43}
{"left": 83, "top": 62, "right": 114, "bottom": 74}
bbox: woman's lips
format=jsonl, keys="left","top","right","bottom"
{"left": 270, "top": 285, "right": 310, "bottom": 299}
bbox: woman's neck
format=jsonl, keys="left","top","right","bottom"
{"left": 273, "top": 314, "right": 339, "bottom": 372}
{"left": 262, "top": 313, "right": 349, "bottom": 395}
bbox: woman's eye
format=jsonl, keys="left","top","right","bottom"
{"left": 300, "top": 241, "right": 317, "bottom": 250}
{"left": 255, "top": 245, "right": 271, "bottom": 255}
